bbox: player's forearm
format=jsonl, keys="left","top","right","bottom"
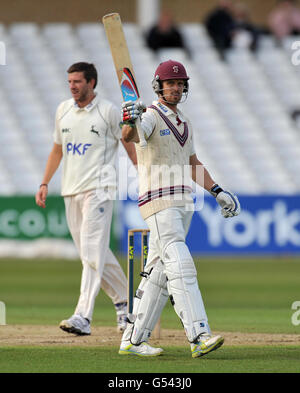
{"left": 192, "top": 165, "right": 215, "bottom": 191}
{"left": 121, "top": 139, "right": 137, "bottom": 166}
{"left": 41, "top": 144, "right": 63, "bottom": 185}
{"left": 122, "top": 124, "right": 139, "bottom": 143}
{"left": 190, "top": 155, "right": 215, "bottom": 191}
{"left": 192, "top": 164, "right": 216, "bottom": 191}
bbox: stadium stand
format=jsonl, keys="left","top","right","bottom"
{"left": 1, "top": 22, "right": 300, "bottom": 195}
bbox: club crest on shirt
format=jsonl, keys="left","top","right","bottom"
{"left": 90, "top": 125, "right": 100, "bottom": 136}
{"left": 160, "top": 129, "right": 170, "bottom": 136}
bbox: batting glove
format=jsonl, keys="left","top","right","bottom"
{"left": 210, "top": 184, "right": 241, "bottom": 218}
{"left": 122, "top": 101, "right": 146, "bottom": 125}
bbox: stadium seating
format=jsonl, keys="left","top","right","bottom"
{"left": 0, "top": 22, "right": 300, "bottom": 195}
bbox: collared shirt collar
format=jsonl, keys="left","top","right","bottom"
{"left": 73, "top": 92, "right": 99, "bottom": 112}
{"left": 153, "top": 100, "right": 185, "bottom": 122}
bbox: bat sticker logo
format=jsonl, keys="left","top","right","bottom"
{"left": 121, "top": 68, "right": 139, "bottom": 102}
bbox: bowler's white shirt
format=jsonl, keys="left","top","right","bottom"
{"left": 53, "top": 94, "right": 121, "bottom": 196}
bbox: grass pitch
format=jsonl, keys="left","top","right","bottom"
{"left": 0, "top": 346, "right": 300, "bottom": 373}
{"left": 0, "top": 256, "right": 300, "bottom": 373}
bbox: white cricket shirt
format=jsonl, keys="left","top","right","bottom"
{"left": 135, "top": 100, "right": 196, "bottom": 219}
{"left": 53, "top": 94, "right": 121, "bottom": 196}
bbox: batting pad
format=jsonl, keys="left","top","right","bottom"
{"left": 163, "top": 241, "right": 210, "bottom": 342}
{"left": 130, "top": 260, "right": 168, "bottom": 345}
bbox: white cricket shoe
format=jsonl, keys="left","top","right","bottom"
{"left": 119, "top": 342, "right": 163, "bottom": 357}
{"left": 191, "top": 333, "right": 224, "bottom": 358}
{"left": 59, "top": 314, "right": 91, "bottom": 336}
{"left": 115, "top": 302, "right": 128, "bottom": 333}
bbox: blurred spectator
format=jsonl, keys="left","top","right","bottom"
{"left": 145, "top": 10, "right": 189, "bottom": 56}
{"left": 268, "top": 0, "right": 300, "bottom": 40}
{"left": 205, "top": 1, "right": 261, "bottom": 56}
{"left": 204, "top": 0, "right": 236, "bottom": 56}
{"left": 232, "top": 2, "right": 261, "bottom": 51}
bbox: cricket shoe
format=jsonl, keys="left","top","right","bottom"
{"left": 191, "top": 333, "right": 224, "bottom": 358}
{"left": 119, "top": 342, "right": 163, "bottom": 357}
{"left": 59, "top": 314, "right": 91, "bottom": 336}
{"left": 115, "top": 302, "right": 128, "bottom": 333}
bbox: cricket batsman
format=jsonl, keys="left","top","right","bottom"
{"left": 35, "top": 62, "right": 137, "bottom": 335}
{"left": 118, "top": 60, "right": 240, "bottom": 357}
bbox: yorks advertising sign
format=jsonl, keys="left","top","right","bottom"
{"left": 120, "top": 195, "right": 300, "bottom": 254}
{"left": 0, "top": 196, "right": 70, "bottom": 240}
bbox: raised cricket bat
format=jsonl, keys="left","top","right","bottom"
{"left": 102, "top": 13, "right": 147, "bottom": 148}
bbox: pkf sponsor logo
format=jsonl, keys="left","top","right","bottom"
{"left": 66, "top": 143, "right": 92, "bottom": 155}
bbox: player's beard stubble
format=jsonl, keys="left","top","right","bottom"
{"left": 71, "top": 85, "right": 89, "bottom": 104}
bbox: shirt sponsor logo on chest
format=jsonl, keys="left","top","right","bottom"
{"left": 160, "top": 129, "right": 170, "bottom": 136}
{"left": 66, "top": 143, "right": 92, "bottom": 155}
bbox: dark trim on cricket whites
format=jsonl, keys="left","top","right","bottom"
{"left": 138, "top": 185, "right": 193, "bottom": 207}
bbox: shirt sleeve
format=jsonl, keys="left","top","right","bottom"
{"left": 188, "top": 121, "right": 196, "bottom": 156}
{"left": 109, "top": 103, "right": 122, "bottom": 140}
{"left": 53, "top": 104, "right": 63, "bottom": 145}
{"left": 140, "top": 109, "right": 156, "bottom": 139}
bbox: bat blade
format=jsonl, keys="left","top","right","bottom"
{"left": 102, "top": 12, "right": 147, "bottom": 148}
{"left": 102, "top": 13, "right": 133, "bottom": 83}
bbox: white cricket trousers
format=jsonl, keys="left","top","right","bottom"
{"left": 64, "top": 190, "right": 127, "bottom": 321}
{"left": 145, "top": 206, "right": 210, "bottom": 341}
{"left": 145, "top": 206, "right": 194, "bottom": 271}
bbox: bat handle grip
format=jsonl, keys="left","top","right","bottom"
{"left": 135, "top": 118, "right": 147, "bottom": 148}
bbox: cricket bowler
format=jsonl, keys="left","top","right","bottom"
{"left": 118, "top": 60, "right": 241, "bottom": 357}
{"left": 35, "top": 62, "right": 137, "bottom": 335}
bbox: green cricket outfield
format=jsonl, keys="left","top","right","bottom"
{"left": 0, "top": 256, "right": 300, "bottom": 373}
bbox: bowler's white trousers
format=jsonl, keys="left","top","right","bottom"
{"left": 64, "top": 189, "right": 127, "bottom": 321}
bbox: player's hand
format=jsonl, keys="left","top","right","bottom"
{"left": 216, "top": 191, "right": 240, "bottom": 218}
{"left": 122, "top": 101, "right": 145, "bottom": 124}
{"left": 35, "top": 184, "right": 48, "bottom": 208}
{"left": 210, "top": 184, "right": 240, "bottom": 218}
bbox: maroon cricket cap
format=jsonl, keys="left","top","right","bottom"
{"left": 154, "top": 60, "right": 189, "bottom": 81}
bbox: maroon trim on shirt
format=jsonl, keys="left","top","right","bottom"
{"left": 149, "top": 105, "right": 188, "bottom": 147}
{"left": 138, "top": 185, "right": 193, "bottom": 207}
